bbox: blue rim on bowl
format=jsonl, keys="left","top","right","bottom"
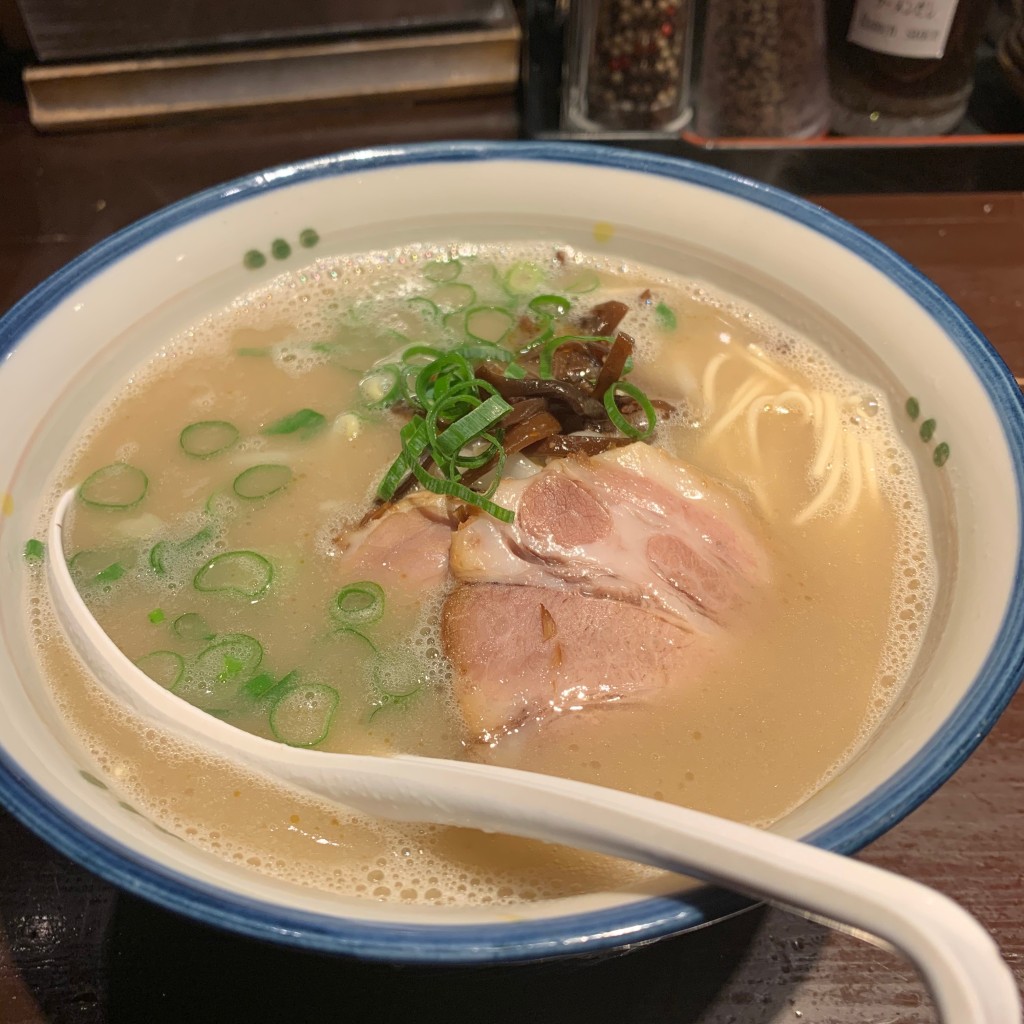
{"left": 0, "top": 141, "right": 1022, "bottom": 962}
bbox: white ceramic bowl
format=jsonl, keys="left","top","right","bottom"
{"left": 1, "top": 142, "right": 1022, "bottom": 962}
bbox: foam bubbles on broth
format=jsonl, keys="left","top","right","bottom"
{"left": 27, "top": 242, "right": 936, "bottom": 905}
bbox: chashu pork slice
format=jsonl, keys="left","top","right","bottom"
{"left": 332, "top": 492, "right": 454, "bottom": 601}
{"left": 448, "top": 442, "right": 769, "bottom": 631}
{"left": 443, "top": 443, "right": 771, "bottom": 751}
{"left": 442, "top": 583, "right": 704, "bottom": 750}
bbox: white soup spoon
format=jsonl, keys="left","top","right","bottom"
{"left": 47, "top": 488, "right": 1021, "bottom": 1023}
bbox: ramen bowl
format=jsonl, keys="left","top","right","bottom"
{"left": 0, "top": 142, "right": 1021, "bottom": 962}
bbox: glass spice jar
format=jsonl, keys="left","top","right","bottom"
{"left": 996, "top": 0, "right": 1024, "bottom": 102}
{"left": 695, "top": 0, "right": 830, "bottom": 138}
{"left": 561, "top": 0, "right": 696, "bottom": 133}
{"left": 828, "top": 0, "right": 994, "bottom": 136}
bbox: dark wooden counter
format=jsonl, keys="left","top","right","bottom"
{"left": 0, "top": 96, "right": 1021, "bottom": 1024}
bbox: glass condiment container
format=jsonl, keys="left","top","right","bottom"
{"left": 561, "top": 0, "right": 696, "bottom": 133}
{"left": 828, "top": 0, "right": 994, "bottom": 136}
{"left": 997, "top": 0, "right": 1024, "bottom": 102}
{"left": 695, "top": 0, "right": 830, "bottom": 139}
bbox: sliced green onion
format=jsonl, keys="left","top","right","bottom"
{"left": 434, "top": 373, "right": 499, "bottom": 407}
{"left": 452, "top": 436, "right": 503, "bottom": 471}
{"left": 270, "top": 683, "right": 339, "bottom": 747}
{"left": 232, "top": 464, "right": 293, "bottom": 500}
{"left": 431, "top": 282, "right": 476, "bottom": 313}
{"left": 334, "top": 411, "right": 364, "bottom": 442}
{"left": 241, "top": 671, "right": 282, "bottom": 699}
{"left": 424, "top": 386, "right": 491, "bottom": 450}
{"left": 368, "top": 687, "right": 421, "bottom": 721}
{"left": 69, "top": 548, "right": 136, "bottom": 586}
{"left": 204, "top": 491, "right": 234, "bottom": 518}
{"left": 401, "top": 345, "right": 445, "bottom": 364}
{"left": 176, "top": 634, "right": 263, "bottom": 709}
{"left": 194, "top": 551, "right": 273, "bottom": 600}
{"left": 515, "top": 315, "right": 555, "bottom": 353}
{"left": 179, "top": 421, "right": 239, "bottom": 459}
{"left": 400, "top": 365, "right": 428, "bottom": 403}
{"left": 244, "top": 670, "right": 298, "bottom": 705}
{"left": 442, "top": 308, "right": 466, "bottom": 332}
{"left": 406, "top": 296, "right": 440, "bottom": 320}
{"left": 148, "top": 608, "right": 165, "bottom": 624}
{"left": 451, "top": 435, "right": 505, "bottom": 493}
{"left": 413, "top": 352, "right": 474, "bottom": 411}
{"left": 474, "top": 261, "right": 515, "bottom": 303}
{"left": 359, "top": 363, "right": 404, "bottom": 408}
{"left": 262, "top": 408, "right": 326, "bottom": 439}
{"left": 149, "top": 525, "right": 213, "bottom": 576}
{"left": 562, "top": 267, "right": 600, "bottom": 293}
{"left": 136, "top": 650, "right": 185, "bottom": 689}
{"left": 196, "top": 634, "right": 262, "bottom": 674}
{"left": 465, "top": 306, "right": 514, "bottom": 345}
{"left": 148, "top": 541, "right": 170, "bottom": 575}
{"left": 528, "top": 294, "right": 572, "bottom": 317}
{"left": 334, "top": 626, "right": 379, "bottom": 655}
{"left": 310, "top": 341, "right": 340, "bottom": 355}
{"left": 504, "top": 262, "right": 546, "bottom": 295}
{"left": 395, "top": 350, "right": 444, "bottom": 405}
{"left": 331, "top": 582, "right": 385, "bottom": 627}
{"left": 655, "top": 302, "right": 677, "bottom": 330}
{"left": 173, "top": 612, "right": 215, "bottom": 642}
{"left": 450, "top": 344, "right": 515, "bottom": 363}
{"left": 433, "top": 394, "right": 512, "bottom": 461}
{"left": 603, "top": 381, "right": 658, "bottom": 440}
{"left": 23, "top": 539, "right": 44, "bottom": 562}
{"left": 79, "top": 463, "right": 148, "bottom": 510}
{"left": 376, "top": 346, "right": 516, "bottom": 512}
{"left": 423, "top": 259, "right": 462, "bottom": 283}
{"left": 504, "top": 362, "right": 527, "bottom": 379}
{"left": 376, "top": 416, "right": 431, "bottom": 502}
{"left": 410, "top": 459, "right": 513, "bottom": 522}
{"left": 373, "top": 651, "right": 426, "bottom": 698}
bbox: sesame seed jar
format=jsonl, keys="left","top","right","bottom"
{"left": 561, "top": 0, "right": 696, "bottom": 133}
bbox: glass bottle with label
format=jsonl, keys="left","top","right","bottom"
{"left": 828, "top": 0, "right": 993, "bottom": 135}
{"left": 696, "top": 0, "right": 830, "bottom": 139}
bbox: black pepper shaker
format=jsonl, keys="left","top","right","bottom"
{"left": 562, "top": 0, "right": 696, "bottom": 132}
{"left": 695, "top": 0, "right": 830, "bottom": 138}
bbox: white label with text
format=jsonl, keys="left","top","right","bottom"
{"left": 846, "top": 0, "right": 959, "bottom": 59}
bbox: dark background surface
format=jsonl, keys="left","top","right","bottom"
{"left": 0, "top": 52, "right": 1022, "bottom": 1024}
{"left": 14, "top": 0, "right": 505, "bottom": 61}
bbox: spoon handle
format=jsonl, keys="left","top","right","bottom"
{"left": 306, "top": 753, "right": 1022, "bottom": 1024}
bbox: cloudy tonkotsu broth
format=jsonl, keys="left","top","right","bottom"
{"left": 28, "top": 244, "right": 935, "bottom": 906}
